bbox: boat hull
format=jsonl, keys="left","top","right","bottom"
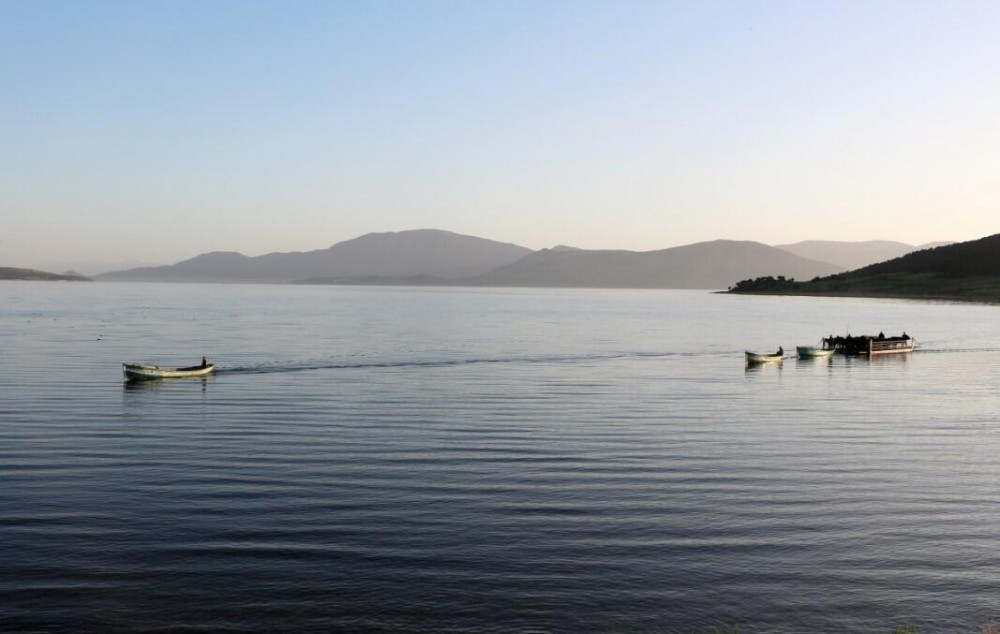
{"left": 796, "top": 346, "right": 836, "bottom": 358}
{"left": 745, "top": 351, "right": 783, "bottom": 364}
{"left": 123, "top": 363, "right": 215, "bottom": 381}
{"left": 823, "top": 333, "right": 915, "bottom": 356}
{"left": 868, "top": 340, "right": 915, "bottom": 355}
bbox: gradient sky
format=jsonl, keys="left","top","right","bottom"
{"left": 3, "top": 0, "right": 999, "bottom": 273}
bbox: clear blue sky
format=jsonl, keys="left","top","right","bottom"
{"left": 3, "top": 0, "right": 999, "bottom": 273}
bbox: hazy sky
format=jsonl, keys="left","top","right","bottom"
{"left": 3, "top": 0, "right": 999, "bottom": 273}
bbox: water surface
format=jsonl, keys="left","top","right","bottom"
{"left": 2, "top": 283, "right": 1000, "bottom": 633}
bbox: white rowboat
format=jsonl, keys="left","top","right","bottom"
{"left": 123, "top": 362, "right": 215, "bottom": 381}
{"left": 745, "top": 351, "right": 783, "bottom": 365}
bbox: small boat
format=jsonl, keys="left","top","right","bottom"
{"left": 123, "top": 362, "right": 215, "bottom": 381}
{"left": 796, "top": 345, "right": 836, "bottom": 358}
{"left": 745, "top": 350, "right": 784, "bottom": 364}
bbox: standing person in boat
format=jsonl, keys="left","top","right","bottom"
{"left": 776, "top": 346, "right": 783, "bottom": 357}
{"left": 201, "top": 355, "right": 208, "bottom": 368}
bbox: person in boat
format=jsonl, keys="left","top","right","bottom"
{"left": 201, "top": 356, "right": 208, "bottom": 368}
{"left": 902, "top": 332, "right": 909, "bottom": 340}
{"left": 878, "top": 331, "right": 885, "bottom": 340}
{"left": 776, "top": 346, "right": 783, "bottom": 356}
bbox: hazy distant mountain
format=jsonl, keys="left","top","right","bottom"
{"left": 917, "top": 241, "right": 955, "bottom": 250}
{"left": 98, "top": 230, "right": 533, "bottom": 283}
{"left": 0, "top": 267, "right": 90, "bottom": 281}
{"left": 775, "top": 240, "right": 954, "bottom": 271}
{"left": 293, "top": 275, "right": 451, "bottom": 286}
{"left": 466, "top": 240, "right": 842, "bottom": 289}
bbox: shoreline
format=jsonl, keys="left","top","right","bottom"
{"left": 726, "top": 289, "right": 1000, "bottom": 305}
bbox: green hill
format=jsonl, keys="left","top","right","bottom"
{"left": 729, "top": 234, "right": 1000, "bottom": 302}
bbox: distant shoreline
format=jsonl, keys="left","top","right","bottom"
{"left": 0, "top": 267, "right": 91, "bottom": 282}
{"left": 718, "top": 291, "right": 1000, "bottom": 305}
{"left": 727, "top": 287, "right": 1000, "bottom": 305}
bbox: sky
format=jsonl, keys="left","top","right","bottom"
{"left": 2, "top": 0, "right": 999, "bottom": 274}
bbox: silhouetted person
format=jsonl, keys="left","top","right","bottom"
{"left": 201, "top": 356, "right": 208, "bottom": 368}
{"left": 776, "top": 346, "right": 783, "bottom": 356}
{"left": 878, "top": 331, "right": 885, "bottom": 340}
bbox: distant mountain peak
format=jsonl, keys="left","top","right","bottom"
{"left": 99, "top": 229, "right": 533, "bottom": 283}
{"left": 187, "top": 251, "right": 251, "bottom": 261}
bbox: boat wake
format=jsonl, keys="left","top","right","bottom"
{"left": 913, "top": 346, "right": 1000, "bottom": 355}
{"left": 217, "top": 351, "right": 699, "bottom": 376}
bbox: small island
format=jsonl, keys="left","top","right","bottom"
{"left": 0, "top": 267, "right": 91, "bottom": 282}
{"left": 729, "top": 233, "right": 1000, "bottom": 303}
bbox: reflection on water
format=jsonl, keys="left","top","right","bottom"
{"left": 744, "top": 361, "right": 783, "bottom": 374}
{"left": 868, "top": 351, "right": 913, "bottom": 364}
{"left": 795, "top": 355, "right": 834, "bottom": 364}
{"left": 123, "top": 376, "right": 213, "bottom": 392}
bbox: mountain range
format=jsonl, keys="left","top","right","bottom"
{"left": 466, "top": 240, "right": 841, "bottom": 289}
{"left": 98, "top": 230, "right": 532, "bottom": 284}
{"left": 8, "top": 230, "right": 984, "bottom": 295}
{"left": 89, "top": 229, "right": 961, "bottom": 289}
{"left": 97, "top": 229, "right": 848, "bottom": 289}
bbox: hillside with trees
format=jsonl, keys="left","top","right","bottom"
{"left": 729, "top": 234, "right": 1000, "bottom": 302}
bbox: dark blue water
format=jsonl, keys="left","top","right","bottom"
{"left": 3, "top": 282, "right": 1000, "bottom": 633}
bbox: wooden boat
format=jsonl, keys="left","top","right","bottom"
{"left": 745, "top": 351, "right": 783, "bottom": 364}
{"left": 123, "top": 362, "right": 215, "bottom": 381}
{"left": 796, "top": 345, "right": 836, "bottom": 358}
{"left": 823, "top": 333, "right": 914, "bottom": 356}
{"left": 868, "top": 337, "right": 915, "bottom": 355}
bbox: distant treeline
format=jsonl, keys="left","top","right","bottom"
{"left": 728, "top": 275, "right": 801, "bottom": 292}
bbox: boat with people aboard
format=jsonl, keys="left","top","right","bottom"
{"left": 821, "top": 332, "right": 914, "bottom": 356}
{"left": 745, "top": 347, "right": 784, "bottom": 365}
{"left": 122, "top": 356, "right": 215, "bottom": 381}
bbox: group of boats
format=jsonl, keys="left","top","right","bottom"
{"left": 746, "top": 332, "right": 915, "bottom": 365}
{"left": 122, "top": 333, "right": 916, "bottom": 379}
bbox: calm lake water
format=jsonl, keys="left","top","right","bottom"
{"left": 3, "top": 282, "right": 1000, "bottom": 633}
